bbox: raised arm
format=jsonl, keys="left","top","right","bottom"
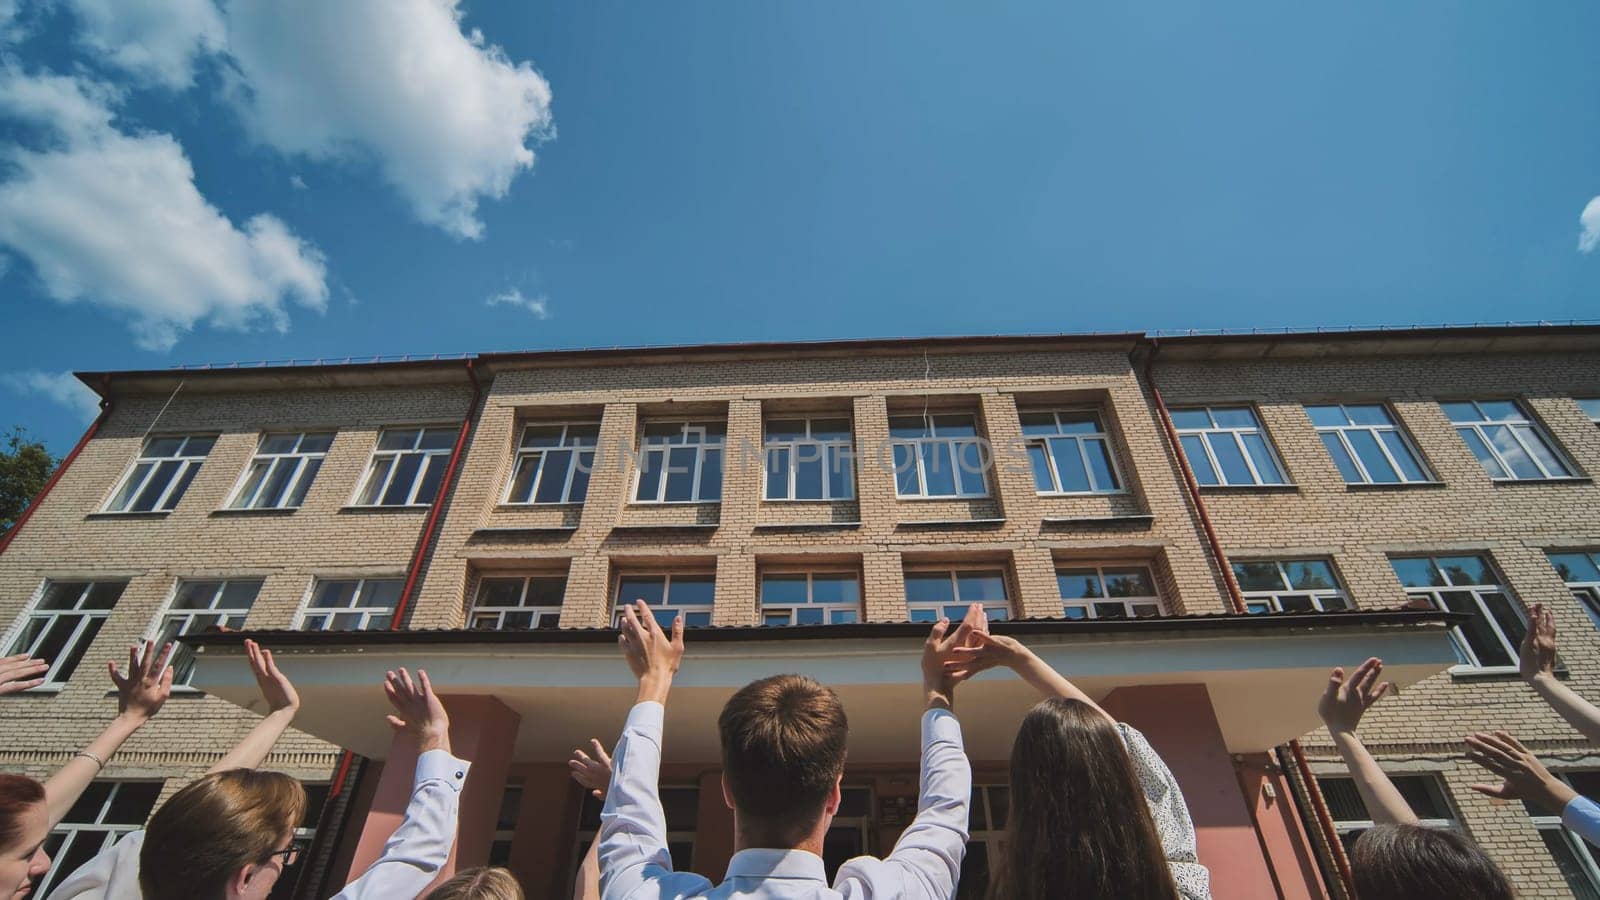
{"left": 208, "top": 639, "right": 300, "bottom": 773}
{"left": 946, "top": 630, "right": 1112, "bottom": 723}
{"left": 1318, "top": 658, "right": 1416, "bottom": 825}
{"left": 568, "top": 738, "right": 612, "bottom": 900}
{"left": 1522, "top": 603, "right": 1600, "bottom": 743}
{"left": 44, "top": 641, "right": 173, "bottom": 827}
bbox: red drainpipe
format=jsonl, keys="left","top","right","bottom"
{"left": 1141, "top": 340, "right": 1355, "bottom": 898}
{"left": 0, "top": 376, "right": 113, "bottom": 557}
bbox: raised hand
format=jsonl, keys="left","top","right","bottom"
{"left": 921, "top": 604, "right": 980, "bottom": 709}
{"left": 1467, "top": 730, "right": 1576, "bottom": 814}
{"left": 568, "top": 739, "right": 613, "bottom": 800}
{"left": 618, "top": 600, "right": 685, "bottom": 704}
{"left": 1318, "top": 657, "right": 1390, "bottom": 735}
{"left": 0, "top": 654, "right": 48, "bottom": 695}
{"left": 944, "top": 630, "right": 1028, "bottom": 683}
{"left": 110, "top": 641, "right": 174, "bottom": 722}
{"left": 245, "top": 639, "right": 299, "bottom": 713}
{"left": 1521, "top": 603, "right": 1557, "bottom": 684}
{"left": 384, "top": 667, "right": 451, "bottom": 754}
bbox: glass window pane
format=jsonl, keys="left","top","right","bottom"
{"left": 1083, "top": 439, "right": 1119, "bottom": 491}
{"left": 109, "top": 462, "right": 153, "bottom": 510}
{"left": 1516, "top": 425, "right": 1571, "bottom": 477}
{"left": 83, "top": 583, "right": 125, "bottom": 610}
{"left": 132, "top": 460, "right": 181, "bottom": 511}
{"left": 525, "top": 578, "right": 565, "bottom": 606}
{"left": 257, "top": 458, "right": 298, "bottom": 508}
{"left": 1305, "top": 405, "right": 1349, "bottom": 427}
{"left": 826, "top": 446, "right": 852, "bottom": 499}
{"left": 1102, "top": 568, "right": 1155, "bottom": 597}
{"left": 1057, "top": 412, "right": 1102, "bottom": 435}
{"left": 1018, "top": 412, "right": 1059, "bottom": 436}
{"left": 418, "top": 428, "right": 457, "bottom": 450}
{"left": 1279, "top": 595, "right": 1315, "bottom": 612}
{"left": 382, "top": 454, "right": 423, "bottom": 505}
{"left": 1346, "top": 430, "right": 1398, "bottom": 483}
{"left": 1285, "top": 561, "right": 1337, "bottom": 591}
{"left": 1241, "top": 433, "right": 1284, "bottom": 484}
{"left": 105, "top": 783, "right": 161, "bottom": 824}
{"left": 534, "top": 450, "right": 573, "bottom": 503}
{"left": 219, "top": 581, "right": 262, "bottom": 610}
{"left": 795, "top": 607, "right": 825, "bottom": 625}
{"left": 164, "top": 462, "right": 202, "bottom": 510}
{"left": 1062, "top": 605, "right": 1088, "bottom": 619}
{"left": 955, "top": 442, "right": 987, "bottom": 494}
{"left": 1210, "top": 407, "right": 1259, "bottom": 428}
{"left": 833, "top": 610, "right": 858, "bottom": 624}
{"left": 664, "top": 448, "right": 699, "bottom": 501}
{"left": 1483, "top": 593, "right": 1528, "bottom": 655}
{"left": 669, "top": 576, "right": 715, "bottom": 606}
{"left": 1457, "top": 428, "right": 1509, "bottom": 478}
{"left": 1440, "top": 592, "right": 1514, "bottom": 668}
{"left": 1538, "top": 830, "right": 1600, "bottom": 900}
{"left": 1441, "top": 402, "right": 1483, "bottom": 424}
{"left": 764, "top": 611, "right": 791, "bottom": 627}
{"left": 1485, "top": 425, "right": 1541, "bottom": 479}
{"left": 1391, "top": 558, "right": 1445, "bottom": 588}
{"left": 920, "top": 443, "right": 958, "bottom": 496}
{"left": 1056, "top": 570, "right": 1103, "bottom": 599}
{"left": 299, "top": 432, "right": 334, "bottom": 453}
{"left": 377, "top": 430, "right": 419, "bottom": 451}
{"left": 507, "top": 454, "right": 541, "bottom": 503}
{"left": 1550, "top": 553, "right": 1600, "bottom": 584}
{"left": 932, "top": 415, "right": 977, "bottom": 437}
{"left": 54, "top": 617, "right": 104, "bottom": 680}
{"left": 413, "top": 455, "right": 448, "bottom": 505}
{"left": 636, "top": 449, "right": 664, "bottom": 501}
{"left": 1169, "top": 409, "right": 1212, "bottom": 430}
{"left": 1437, "top": 556, "right": 1495, "bottom": 587}
{"left": 173, "top": 582, "right": 219, "bottom": 610}
{"left": 1345, "top": 405, "right": 1392, "bottom": 426}
{"left": 358, "top": 457, "right": 394, "bottom": 505}
{"left": 232, "top": 460, "right": 271, "bottom": 508}
{"left": 39, "top": 583, "right": 87, "bottom": 610}
{"left": 1027, "top": 444, "right": 1054, "bottom": 492}
{"left": 478, "top": 579, "right": 524, "bottom": 608}
{"left": 1180, "top": 435, "right": 1218, "bottom": 485}
{"left": 311, "top": 581, "right": 358, "bottom": 609}
{"left": 642, "top": 422, "right": 682, "bottom": 443}
{"left": 1320, "top": 433, "right": 1363, "bottom": 482}
{"left": 1207, "top": 433, "right": 1254, "bottom": 485}
{"left": 908, "top": 607, "right": 939, "bottom": 623}
{"left": 765, "top": 447, "right": 789, "bottom": 499}
{"left": 957, "top": 572, "right": 1007, "bottom": 602}
{"left": 888, "top": 417, "right": 929, "bottom": 438}
{"left": 1093, "top": 602, "right": 1127, "bottom": 619}
{"left": 570, "top": 451, "right": 593, "bottom": 502}
{"left": 1579, "top": 398, "right": 1600, "bottom": 420}
{"left": 1233, "top": 562, "right": 1285, "bottom": 592}
{"left": 1321, "top": 596, "right": 1349, "bottom": 611}
{"left": 260, "top": 434, "right": 299, "bottom": 454}
{"left": 795, "top": 448, "right": 824, "bottom": 500}
{"left": 146, "top": 437, "right": 185, "bottom": 457}
{"left": 699, "top": 449, "right": 723, "bottom": 500}
{"left": 1049, "top": 439, "right": 1091, "bottom": 492}
{"left": 617, "top": 576, "right": 665, "bottom": 607}
{"left": 1377, "top": 431, "right": 1427, "bottom": 482}
{"left": 288, "top": 457, "right": 322, "bottom": 507}
{"left": 905, "top": 574, "right": 955, "bottom": 604}
{"left": 810, "top": 419, "right": 850, "bottom": 441}
{"left": 893, "top": 444, "right": 919, "bottom": 495}
{"left": 520, "top": 425, "right": 565, "bottom": 448}
{"left": 764, "top": 420, "right": 806, "bottom": 441}
{"left": 762, "top": 575, "right": 808, "bottom": 605}
{"left": 361, "top": 580, "right": 403, "bottom": 612}
{"left": 1477, "top": 401, "right": 1521, "bottom": 421}
{"left": 812, "top": 576, "right": 858, "bottom": 604}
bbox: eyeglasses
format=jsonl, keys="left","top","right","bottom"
{"left": 264, "top": 839, "right": 306, "bottom": 868}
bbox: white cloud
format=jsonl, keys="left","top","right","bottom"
{"left": 63, "top": 0, "right": 225, "bottom": 90}
{"left": 0, "top": 67, "right": 328, "bottom": 351}
{"left": 222, "top": 0, "right": 553, "bottom": 239}
{"left": 289, "top": 174, "right": 306, "bottom": 190}
{"left": 1, "top": 371, "right": 103, "bottom": 422}
{"left": 1581, "top": 196, "right": 1600, "bottom": 253}
{"left": 486, "top": 287, "right": 549, "bottom": 319}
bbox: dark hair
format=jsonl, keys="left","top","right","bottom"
{"left": 140, "top": 769, "right": 306, "bottom": 900}
{"left": 988, "top": 698, "right": 1179, "bottom": 900}
{"left": 718, "top": 674, "right": 848, "bottom": 847}
{"left": 1349, "top": 824, "right": 1514, "bottom": 900}
{"left": 0, "top": 774, "right": 46, "bottom": 849}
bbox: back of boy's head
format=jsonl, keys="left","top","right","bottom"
{"left": 718, "top": 674, "right": 848, "bottom": 846}
{"left": 1349, "top": 824, "right": 1514, "bottom": 900}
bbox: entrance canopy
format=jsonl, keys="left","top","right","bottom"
{"left": 190, "top": 609, "right": 1462, "bottom": 762}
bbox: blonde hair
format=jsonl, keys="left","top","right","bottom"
{"left": 425, "top": 866, "right": 524, "bottom": 900}
{"left": 139, "top": 769, "right": 306, "bottom": 900}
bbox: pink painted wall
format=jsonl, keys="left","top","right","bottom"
{"left": 1236, "top": 752, "right": 1332, "bottom": 900}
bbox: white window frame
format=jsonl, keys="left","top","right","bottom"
{"left": 1442, "top": 400, "right": 1575, "bottom": 481}
{"left": 1055, "top": 564, "right": 1163, "bottom": 619}
{"left": 759, "top": 571, "right": 862, "bottom": 625}
{"left": 1393, "top": 555, "right": 1525, "bottom": 672}
{"left": 889, "top": 414, "right": 989, "bottom": 499}
{"left": 763, "top": 417, "right": 855, "bottom": 501}
{"left": 1530, "top": 771, "right": 1600, "bottom": 896}
{"left": 963, "top": 783, "right": 1008, "bottom": 898}
{"left": 226, "top": 432, "right": 333, "bottom": 510}
{"left": 488, "top": 776, "right": 525, "bottom": 867}
{"left": 1579, "top": 398, "right": 1600, "bottom": 427}
{"left": 1019, "top": 409, "right": 1125, "bottom": 495}
{"left": 1307, "top": 404, "right": 1432, "bottom": 485}
{"left": 294, "top": 578, "right": 404, "bottom": 632}
{"left": 351, "top": 427, "right": 457, "bottom": 508}
{"left": 4, "top": 580, "right": 125, "bottom": 686}
{"left": 36, "top": 781, "right": 163, "bottom": 897}
{"left": 102, "top": 434, "right": 216, "bottom": 513}
{"left": 1549, "top": 551, "right": 1600, "bottom": 631}
{"left": 632, "top": 421, "right": 726, "bottom": 504}
{"left": 904, "top": 568, "right": 1011, "bottom": 622}
{"left": 469, "top": 576, "right": 566, "bottom": 630}
{"left": 148, "top": 579, "right": 263, "bottom": 687}
{"left": 502, "top": 422, "right": 599, "bottom": 506}
{"left": 1319, "top": 774, "right": 1457, "bottom": 851}
{"left": 1233, "top": 559, "right": 1351, "bottom": 614}
{"left": 612, "top": 573, "right": 716, "bottom": 628}
{"left": 1171, "top": 406, "right": 1288, "bottom": 487}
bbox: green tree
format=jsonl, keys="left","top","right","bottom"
{"left": 1, "top": 428, "right": 57, "bottom": 536}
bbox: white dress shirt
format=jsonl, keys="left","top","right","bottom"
{"left": 1564, "top": 794, "right": 1600, "bottom": 850}
{"left": 598, "top": 701, "right": 971, "bottom": 900}
{"left": 43, "top": 749, "right": 469, "bottom": 900}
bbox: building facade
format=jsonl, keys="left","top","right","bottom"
{"left": 0, "top": 327, "right": 1596, "bottom": 898}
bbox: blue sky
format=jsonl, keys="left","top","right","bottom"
{"left": 2, "top": 1, "right": 1599, "bottom": 453}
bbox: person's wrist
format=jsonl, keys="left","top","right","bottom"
{"left": 1528, "top": 670, "right": 1557, "bottom": 688}
{"left": 114, "top": 708, "right": 151, "bottom": 727}
{"left": 1542, "top": 775, "right": 1579, "bottom": 811}
{"left": 638, "top": 673, "right": 672, "bottom": 704}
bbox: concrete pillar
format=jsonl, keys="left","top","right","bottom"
{"left": 508, "top": 764, "right": 580, "bottom": 898}
{"left": 1102, "top": 683, "right": 1278, "bottom": 900}
{"left": 692, "top": 768, "right": 737, "bottom": 881}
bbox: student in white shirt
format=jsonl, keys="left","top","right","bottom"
{"left": 598, "top": 598, "right": 981, "bottom": 900}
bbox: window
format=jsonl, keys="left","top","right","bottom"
{"left": 1056, "top": 565, "right": 1161, "bottom": 619}
{"left": 353, "top": 427, "right": 457, "bottom": 507}
{"left": 228, "top": 432, "right": 333, "bottom": 510}
{"left": 760, "top": 572, "right": 861, "bottom": 625}
{"left": 572, "top": 786, "right": 696, "bottom": 890}
{"left": 470, "top": 576, "right": 566, "bottom": 630}
{"left": 1441, "top": 400, "right": 1574, "bottom": 481}
{"left": 104, "top": 435, "right": 215, "bottom": 513}
{"left": 1318, "top": 774, "right": 1455, "bottom": 854}
{"left": 152, "top": 580, "right": 262, "bottom": 685}
{"left": 1170, "top": 407, "right": 1287, "bottom": 486}
{"left": 505, "top": 423, "right": 598, "bottom": 505}
{"left": 1391, "top": 555, "right": 1526, "bottom": 670}
{"left": 1019, "top": 410, "right": 1123, "bottom": 494}
{"left": 268, "top": 783, "right": 329, "bottom": 900}
{"left": 634, "top": 421, "right": 725, "bottom": 503}
{"left": 905, "top": 569, "right": 1009, "bottom": 622}
{"left": 764, "top": 418, "right": 854, "bottom": 501}
{"left": 1528, "top": 771, "right": 1600, "bottom": 899}
{"left": 1233, "top": 560, "right": 1350, "bottom": 614}
{"left": 614, "top": 574, "right": 715, "bottom": 628}
{"left": 36, "top": 781, "right": 162, "bottom": 897}
{"left": 823, "top": 787, "right": 874, "bottom": 882}
{"left": 488, "top": 778, "right": 525, "bottom": 866}
{"left": 1578, "top": 398, "right": 1600, "bottom": 426}
{"left": 6, "top": 581, "right": 125, "bottom": 685}
{"left": 1306, "top": 405, "right": 1430, "bottom": 485}
{"left": 297, "top": 578, "right": 403, "bottom": 631}
{"left": 1549, "top": 551, "right": 1600, "bottom": 630}
{"left": 957, "top": 784, "right": 1009, "bottom": 900}
{"left": 889, "top": 414, "right": 988, "bottom": 498}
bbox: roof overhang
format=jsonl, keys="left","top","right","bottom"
{"left": 189, "top": 612, "right": 1462, "bottom": 762}
{"left": 1144, "top": 324, "right": 1600, "bottom": 362}
{"left": 75, "top": 358, "right": 475, "bottom": 400}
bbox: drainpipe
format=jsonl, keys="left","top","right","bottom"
{"left": 1141, "top": 339, "right": 1355, "bottom": 898}
{"left": 0, "top": 376, "right": 113, "bottom": 557}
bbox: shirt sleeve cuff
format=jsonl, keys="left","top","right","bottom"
{"left": 1563, "top": 794, "right": 1600, "bottom": 830}
{"left": 414, "top": 748, "right": 470, "bottom": 792}
{"left": 922, "top": 707, "right": 963, "bottom": 747}
{"left": 627, "top": 700, "right": 666, "bottom": 734}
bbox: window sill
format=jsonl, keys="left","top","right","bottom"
{"left": 761, "top": 497, "right": 857, "bottom": 504}
{"left": 1034, "top": 490, "right": 1128, "bottom": 498}
{"left": 211, "top": 506, "right": 301, "bottom": 516}
{"left": 339, "top": 504, "right": 432, "bottom": 513}
{"left": 1448, "top": 665, "right": 1522, "bottom": 681}
{"left": 85, "top": 510, "right": 171, "bottom": 520}
{"left": 495, "top": 502, "right": 583, "bottom": 510}
{"left": 1196, "top": 483, "right": 1299, "bottom": 493}
{"left": 893, "top": 494, "right": 993, "bottom": 502}
{"left": 628, "top": 500, "right": 723, "bottom": 507}
{"left": 18, "top": 684, "right": 63, "bottom": 695}
{"left": 752, "top": 521, "right": 862, "bottom": 531}
{"left": 1489, "top": 476, "right": 1593, "bottom": 486}
{"left": 1345, "top": 481, "right": 1447, "bottom": 491}
{"left": 1040, "top": 513, "right": 1154, "bottom": 528}
{"left": 897, "top": 517, "right": 1007, "bottom": 530}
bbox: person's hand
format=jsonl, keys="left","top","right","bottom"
{"left": 568, "top": 739, "right": 613, "bottom": 800}
{"left": 111, "top": 641, "right": 174, "bottom": 723}
{"left": 618, "top": 600, "right": 685, "bottom": 704}
{"left": 921, "top": 605, "right": 980, "bottom": 709}
{"left": 0, "top": 654, "right": 48, "bottom": 695}
{"left": 384, "top": 667, "right": 451, "bottom": 754}
{"left": 1467, "top": 730, "right": 1577, "bottom": 814}
{"left": 1521, "top": 603, "right": 1557, "bottom": 685}
{"left": 245, "top": 639, "right": 299, "bottom": 714}
{"left": 944, "top": 630, "right": 1030, "bottom": 682}
{"left": 1318, "top": 657, "right": 1390, "bottom": 735}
